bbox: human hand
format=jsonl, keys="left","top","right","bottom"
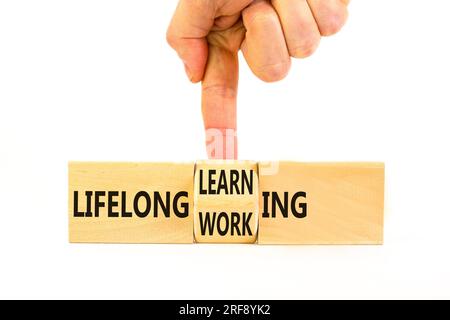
{"left": 167, "top": 0, "right": 350, "bottom": 159}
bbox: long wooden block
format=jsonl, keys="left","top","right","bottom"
{"left": 258, "top": 162, "right": 384, "bottom": 244}
{"left": 193, "top": 160, "right": 259, "bottom": 243}
{"left": 68, "top": 161, "right": 384, "bottom": 245}
{"left": 69, "top": 162, "right": 194, "bottom": 243}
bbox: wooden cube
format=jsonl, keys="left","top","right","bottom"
{"left": 193, "top": 160, "right": 258, "bottom": 243}
{"left": 69, "top": 162, "right": 194, "bottom": 243}
{"left": 258, "top": 162, "right": 384, "bottom": 244}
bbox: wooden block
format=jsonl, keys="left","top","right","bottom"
{"left": 69, "top": 162, "right": 194, "bottom": 243}
{"left": 193, "top": 160, "right": 258, "bottom": 243}
{"left": 258, "top": 162, "right": 384, "bottom": 244}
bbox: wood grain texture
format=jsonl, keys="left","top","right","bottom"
{"left": 258, "top": 162, "right": 384, "bottom": 245}
{"left": 69, "top": 162, "right": 194, "bottom": 244}
{"left": 194, "top": 160, "right": 258, "bottom": 243}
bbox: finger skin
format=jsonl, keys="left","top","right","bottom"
{"left": 307, "top": 0, "right": 349, "bottom": 36}
{"left": 202, "top": 23, "right": 245, "bottom": 159}
{"left": 212, "top": 13, "right": 242, "bottom": 31}
{"left": 166, "top": 0, "right": 215, "bottom": 82}
{"left": 271, "top": 0, "right": 321, "bottom": 58}
{"left": 202, "top": 46, "right": 238, "bottom": 132}
{"left": 241, "top": 0, "right": 291, "bottom": 82}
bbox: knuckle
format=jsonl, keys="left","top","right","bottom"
{"left": 202, "top": 84, "right": 237, "bottom": 100}
{"left": 290, "top": 34, "right": 321, "bottom": 58}
{"left": 255, "top": 60, "right": 291, "bottom": 82}
{"left": 319, "top": 10, "right": 348, "bottom": 36}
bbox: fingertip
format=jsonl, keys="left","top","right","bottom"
{"left": 184, "top": 38, "right": 209, "bottom": 82}
{"left": 205, "top": 128, "right": 238, "bottom": 160}
{"left": 168, "top": 37, "right": 208, "bottom": 82}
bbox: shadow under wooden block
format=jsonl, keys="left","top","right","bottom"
{"left": 69, "top": 162, "right": 194, "bottom": 244}
{"left": 194, "top": 160, "right": 258, "bottom": 244}
{"left": 258, "top": 162, "right": 384, "bottom": 245}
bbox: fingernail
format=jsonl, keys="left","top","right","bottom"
{"left": 184, "top": 63, "right": 194, "bottom": 82}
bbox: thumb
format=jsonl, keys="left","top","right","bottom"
{"left": 166, "top": 0, "right": 215, "bottom": 82}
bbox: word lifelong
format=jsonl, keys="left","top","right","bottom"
{"left": 72, "top": 190, "right": 189, "bottom": 218}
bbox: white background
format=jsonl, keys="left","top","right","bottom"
{"left": 1, "top": 0, "right": 449, "bottom": 299}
